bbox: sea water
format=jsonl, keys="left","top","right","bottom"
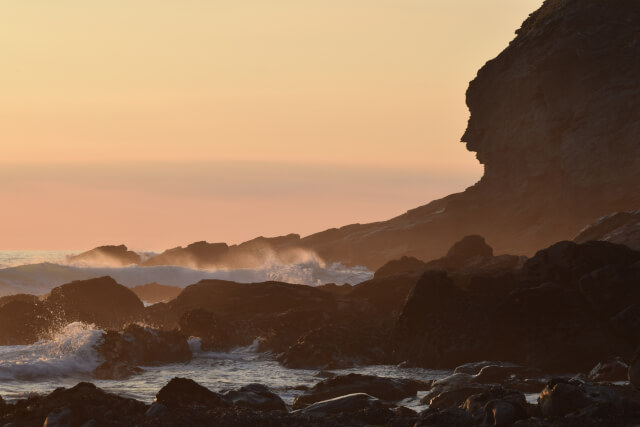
{"left": 0, "top": 322, "right": 450, "bottom": 411}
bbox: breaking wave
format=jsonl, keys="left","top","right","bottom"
{"left": 0, "top": 322, "right": 103, "bottom": 381}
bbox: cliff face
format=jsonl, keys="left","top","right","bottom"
{"left": 299, "top": 0, "right": 640, "bottom": 269}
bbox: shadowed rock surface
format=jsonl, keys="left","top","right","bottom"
{"left": 131, "top": 282, "right": 182, "bottom": 304}
{"left": 575, "top": 209, "right": 640, "bottom": 251}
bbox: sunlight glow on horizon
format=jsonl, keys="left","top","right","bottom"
{"left": 1, "top": 1, "right": 543, "bottom": 250}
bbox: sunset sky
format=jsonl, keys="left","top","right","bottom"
{"left": 1, "top": 1, "right": 543, "bottom": 250}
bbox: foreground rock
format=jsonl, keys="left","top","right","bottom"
{"left": 292, "top": 373, "right": 429, "bottom": 409}
{"left": 93, "top": 324, "right": 191, "bottom": 379}
{"left": 393, "top": 240, "right": 640, "bottom": 372}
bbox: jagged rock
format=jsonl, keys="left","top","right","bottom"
{"left": 575, "top": 209, "right": 640, "bottom": 251}
{"left": 46, "top": 276, "right": 144, "bottom": 329}
{"left": 142, "top": 241, "right": 229, "bottom": 269}
{"left": 93, "top": 325, "right": 191, "bottom": 379}
{"left": 68, "top": 244, "right": 141, "bottom": 266}
{"left": 292, "top": 373, "right": 428, "bottom": 409}
{"left": 224, "top": 384, "right": 287, "bottom": 412}
{"left": 154, "top": 377, "right": 229, "bottom": 409}
{"left": 629, "top": 349, "right": 640, "bottom": 387}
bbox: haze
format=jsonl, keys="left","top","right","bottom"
{"left": 1, "top": 1, "right": 543, "bottom": 250}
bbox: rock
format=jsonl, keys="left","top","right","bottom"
{"left": 224, "top": 384, "right": 287, "bottom": 412}
{"left": 144, "top": 403, "right": 169, "bottom": 417}
{"left": 579, "top": 263, "right": 640, "bottom": 319}
{"left": 292, "top": 393, "right": 383, "bottom": 417}
{"left": 68, "top": 245, "right": 141, "bottom": 267}
{"left": 537, "top": 378, "right": 623, "bottom": 417}
{"left": 0, "top": 296, "right": 52, "bottom": 345}
{"left": 292, "top": 373, "right": 428, "bottom": 409}
{"left": 0, "top": 382, "right": 147, "bottom": 426}
{"left": 277, "top": 324, "right": 387, "bottom": 370}
{"left": 455, "top": 361, "right": 508, "bottom": 375}
{"left": 587, "top": 357, "right": 629, "bottom": 383}
{"left": 446, "top": 235, "right": 493, "bottom": 261}
{"left": 374, "top": 256, "right": 428, "bottom": 279}
{"left": 154, "top": 378, "right": 229, "bottom": 409}
{"left": 93, "top": 324, "right": 191, "bottom": 379}
{"left": 46, "top": 276, "right": 144, "bottom": 329}
{"left": 130, "top": 283, "right": 182, "bottom": 304}
{"left": 461, "top": 387, "right": 529, "bottom": 426}
{"left": 421, "top": 373, "right": 486, "bottom": 407}
{"left": 276, "top": 0, "right": 640, "bottom": 270}
{"left": 575, "top": 209, "right": 640, "bottom": 251}
{"left": 178, "top": 309, "right": 241, "bottom": 352}
{"left": 474, "top": 364, "right": 544, "bottom": 392}
{"left": 417, "top": 407, "right": 475, "bottom": 427}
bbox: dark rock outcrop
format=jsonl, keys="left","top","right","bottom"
{"left": 0, "top": 295, "right": 52, "bottom": 345}
{"left": 46, "top": 276, "right": 144, "bottom": 329}
{"left": 93, "top": 325, "right": 191, "bottom": 379}
{"left": 154, "top": 377, "right": 229, "bottom": 409}
{"left": 292, "top": 373, "right": 428, "bottom": 409}
{"left": 68, "top": 244, "right": 141, "bottom": 266}
{"left": 587, "top": 357, "right": 629, "bottom": 383}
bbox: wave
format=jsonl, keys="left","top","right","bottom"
{"left": 0, "top": 260, "right": 373, "bottom": 296}
{"left": 0, "top": 322, "right": 103, "bottom": 381}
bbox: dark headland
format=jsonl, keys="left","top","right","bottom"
{"left": 2, "top": 0, "right": 640, "bottom": 426}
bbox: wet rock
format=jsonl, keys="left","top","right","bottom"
{"left": 292, "top": 393, "right": 383, "bottom": 417}
{"left": 93, "top": 324, "right": 191, "bottom": 379}
{"left": 144, "top": 403, "right": 169, "bottom": 417}
{"left": 178, "top": 308, "right": 241, "bottom": 352}
{"left": 421, "top": 373, "right": 490, "bottom": 408}
{"left": 224, "top": 384, "right": 287, "bottom": 412}
{"left": 278, "top": 324, "right": 386, "bottom": 370}
{"left": 454, "top": 361, "right": 508, "bottom": 375}
{"left": 292, "top": 373, "right": 428, "bottom": 409}
{"left": 43, "top": 407, "right": 71, "bottom": 427}
{"left": 155, "top": 377, "right": 230, "bottom": 409}
{"left": 587, "top": 357, "right": 629, "bottom": 382}
{"left": 46, "top": 276, "right": 144, "bottom": 329}
{"left": 537, "top": 378, "right": 623, "bottom": 417}
{"left": 461, "top": 387, "right": 529, "bottom": 426}
{"left": 0, "top": 296, "right": 52, "bottom": 345}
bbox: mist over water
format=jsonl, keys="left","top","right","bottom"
{"left": 0, "top": 251, "right": 373, "bottom": 297}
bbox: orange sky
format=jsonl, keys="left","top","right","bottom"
{"left": 1, "top": 1, "right": 543, "bottom": 250}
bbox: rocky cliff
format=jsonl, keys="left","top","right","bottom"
{"left": 297, "top": 0, "right": 640, "bottom": 269}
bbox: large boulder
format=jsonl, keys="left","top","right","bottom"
{"left": 46, "top": 276, "right": 144, "bottom": 329}
{"left": 223, "top": 384, "right": 287, "bottom": 412}
{"left": 0, "top": 295, "right": 52, "bottom": 345}
{"left": 154, "top": 377, "right": 229, "bottom": 409}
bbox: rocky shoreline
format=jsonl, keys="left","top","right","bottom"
{"left": 2, "top": 368, "right": 640, "bottom": 426}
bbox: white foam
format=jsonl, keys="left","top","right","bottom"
{"left": 0, "top": 257, "right": 373, "bottom": 296}
{"left": 0, "top": 322, "right": 103, "bottom": 381}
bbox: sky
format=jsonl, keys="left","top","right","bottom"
{"left": 1, "top": 0, "right": 543, "bottom": 251}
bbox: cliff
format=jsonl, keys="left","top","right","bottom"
{"left": 297, "top": 0, "right": 640, "bottom": 269}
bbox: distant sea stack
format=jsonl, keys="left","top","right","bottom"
{"left": 297, "top": 0, "right": 640, "bottom": 269}
{"left": 68, "top": 244, "right": 141, "bottom": 267}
